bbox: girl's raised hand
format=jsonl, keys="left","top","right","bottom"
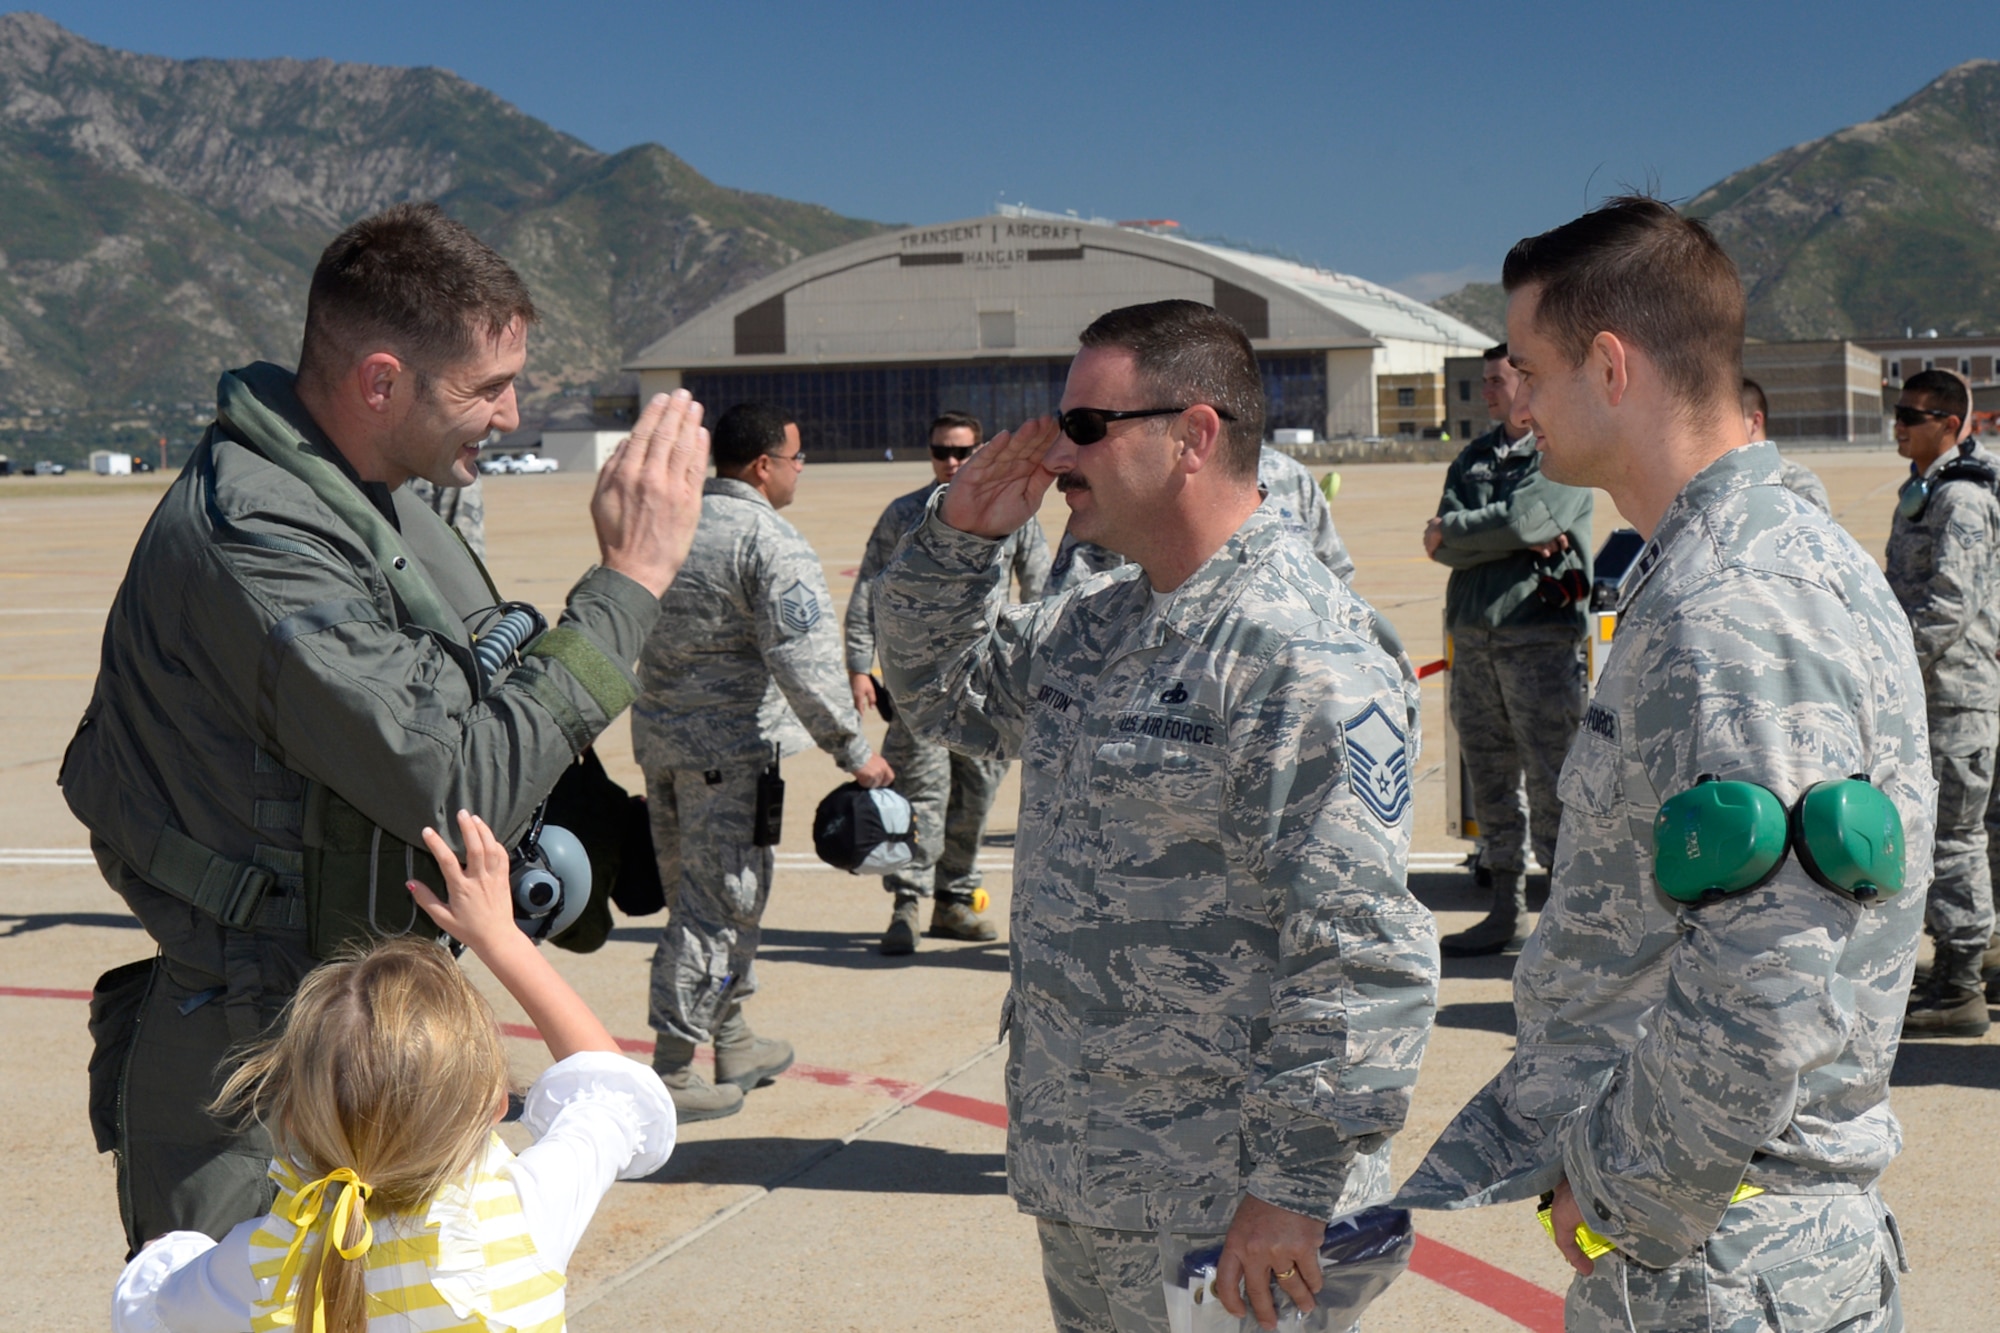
{"left": 411, "top": 810, "right": 517, "bottom": 955}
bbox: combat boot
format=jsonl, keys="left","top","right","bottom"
{"left": 1905, "top": 944, "right": 1991, "bottom": 1038}
{"left": 928, "top": 893, "right": 997, "bottom": 942}
{"left": 879, "top": 891, "right": 921, "bottom": 956}
{"left": 652, "top": 1034, "right": 744, "bottom": 1121}
{"left": 1440, "top": 873, "right": 1528, "bottom": 958}
{"left": 713, "top": 1006, "right": 794, "bottom": 1090}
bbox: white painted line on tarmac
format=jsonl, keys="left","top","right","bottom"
{"left": 0, "top": 848, "right": 94, "bottom": 864}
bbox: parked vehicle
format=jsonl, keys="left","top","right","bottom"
{"left": 477, "top": 454, "right": 516, "bottom": 475}
{"left": 32, "top": 460, "right": 66, "bottom": 475}
{"left": 510, "top": 453, "right": 558, "bottom": 474}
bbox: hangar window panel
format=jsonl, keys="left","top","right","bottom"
{"left": 683, "top": 361, "right": 1071, "bottom": 454}
{"left": 734, "top": 296, "right": 786, "bottom": 356}
{"left": 1258, "top": 355, "right": 1327, "bottom": 436}
{"left": 1213, "top": 280, "right": 1270, "bottom": 340}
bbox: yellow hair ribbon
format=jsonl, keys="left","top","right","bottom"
{"left": 276, "top": 1167, "right": 374, "bottom": 1333}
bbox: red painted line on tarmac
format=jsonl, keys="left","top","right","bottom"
{"left": 1410, "top": 1234, "right": 1565, "bottom": 1331}
{"left": 0, "top": 984, "right": 92, "bottom": 1001}
{"left": 1416, "top": 657, "right": 1448, "bottom": 679}
{"left": 11, "top": 986, "right": 1563, "bottom": 1326}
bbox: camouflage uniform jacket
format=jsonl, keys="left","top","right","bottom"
{"left": 878, "top": 499, "right": 1439, "bottom": 1231}
{"left": 1399, "top": 442, "right": 1936, "bottom": 1269}
{"left": 60, "top": 363, "right": 657, "bottom": 953}
{"left": 407, "top": 476, "right": 486, "bottom": 559}
{"left": 1432, "top": 425, "right": 1592, "bottom": 631}
{"left": 632, "top": 477, "right": 871, "bottom": 773}
{"left": 845, "top": 481, "right": 1050, "bottom": 675}
{"left": 1045, "top": 446, "right": 1352, "bottom": 594}
{"left": 1883, "top": 440, "right": 2000, "bottom": 710}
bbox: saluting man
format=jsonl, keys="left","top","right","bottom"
{"left": 877, "top": 300, "right": 1437, "bottom": 1333}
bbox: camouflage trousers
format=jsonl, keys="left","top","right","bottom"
{"left": 1449, "top": 625, "right": 1586, "bottom": 875}
{"left": 1928, "top": 706, "right": 1995, "bottom": 951}
{"left": 645, "top": 764, "right": 773, "bottom": 1046}
{"left": 1563, "top": 1190, "right": 1904, "bottom": 1331}
{"left": 1038, "top": 1218, "right": 1197, "bottom": 1333}
{"left": 880, "top": 715, "right": 1007, "bottom": 899}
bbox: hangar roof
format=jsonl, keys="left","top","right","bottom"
{"left": 625, "top": 213, "right": 1490, "bottom": 371}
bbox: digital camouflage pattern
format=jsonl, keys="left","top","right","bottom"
{"left": 632, "top": 477, "right": 871, "bottom": 775}
{"left": 1884, "top": 439, "right": 2000, "bottom": 951}
{"left": 1431, "top": 424, "right": 1593, "bottom": 632}
{"left": 847, "top": 481, "right": 1049, "bottom": 899}
{"left": 645, "top": 764, "right": 773, "bottom": 1044}
{"left": 1044, "top": 447, "right": 1351, "bottom": 594}
{"left": 878, "top": 499, "right": 1437, "bottom": 1232}
{"left": 845, "top": 480, "right": 1051, "bottom": 675}
{"left": 1399, "top": 442, "right": 1932, "bottom": 1328}
{"left": 634, "top": 476, "right": 872, "bottom": 1043}
{"left": 1038, "top": 1219, "right": 1173, "bottom": 1333}
{"left": 407, "top": 475, "right": 486, "bottom": 558}
{"left": 1448, "top": 624, "right": 1586, "bottom": 876}
{"left": 1776, "top": 457, "right": 1831, "bottom": 515}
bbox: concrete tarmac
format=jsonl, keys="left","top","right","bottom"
{"left": 3, "top": 446, "right": 1993, "bottom": 1331}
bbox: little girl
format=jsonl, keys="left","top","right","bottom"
{"left": 111, "top": 810, "right": 676, "bottom": 1332}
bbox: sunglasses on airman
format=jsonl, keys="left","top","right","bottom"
{"left": 1055, "top": 404, "right": 1236, "bottom": 445}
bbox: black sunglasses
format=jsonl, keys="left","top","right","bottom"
{"left": 1056, "top": 404, "right": 1237, "bottom": 446}
{"left": 930, "top": 444, "right": 975, "bottom": 461}
{"left": 1894, "top": 404, "right": 1953, "bottom": 427}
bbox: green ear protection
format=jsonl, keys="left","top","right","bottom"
{"left": 1652, "top": 774, "right": 1905, "bottom": 906}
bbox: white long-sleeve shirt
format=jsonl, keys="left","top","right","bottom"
{"left": 112, "top": 1050, "right": 676, "bottom": 1332}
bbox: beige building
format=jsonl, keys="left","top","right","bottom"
{"left": 1442, "top": 355, "right": 1492, "bottom": 441}
{"left": 1741, "top": 340, "right": 1886, "bottom": 440}
{"left": 622, "top": 208, "right": 1488, "bottom": 456}
{"left": 1377, "top": 372, "right": 1445, "bottom": 438}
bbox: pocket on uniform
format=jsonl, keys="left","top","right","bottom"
{"left": 1752, "top": 1233, "right": 1892, "bottom": 1332}
{"left": 1555, "top": 730, "right": 1621, "bottom": 821}
{"left": 87, "top": 957, "right": 158, "bottom": 1154}
{"left": 1080, "top": 1012, "right": 1246, "bottom": 1204}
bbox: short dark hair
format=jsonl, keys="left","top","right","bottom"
{"left": 1482, "top": 343, "right": 1508, "bottom": 362}
{"left": 931, "top": 410, "right": 982, "bottom": 442}
{"left": 1904, "top": 369, "right": 1969, "bottom": 423}
{"left": 1740, "top": 378, "right": 1768, "bottom": 423}
{"left": 298, "top": 202, "right": 536, "bottom": 394}
{"left": 1502, "top": 196, "right": 1743, "bottom": 416}
{"left": 712, "top": 402, "right": 796, "bottom": 470}
{"left": 1076, "top": 300, "right": 1264, "bottom": 476}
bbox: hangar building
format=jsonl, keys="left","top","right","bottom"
{"left": 624, "top": 208, "right": 1490, "bottom": 453}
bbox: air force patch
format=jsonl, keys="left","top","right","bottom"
{"left": 1342, "top": 701, "right": 1412, "bottom": 826}
{"left": 779, "top": 579, "right": 823, "bottom": 633}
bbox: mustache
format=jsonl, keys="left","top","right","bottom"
{"left": 1056, "top": 475, "right": 1090, "bottom": 492}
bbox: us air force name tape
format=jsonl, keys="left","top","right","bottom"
{"left": 1652, "top": 774, "right": 1905, "bottom": 906}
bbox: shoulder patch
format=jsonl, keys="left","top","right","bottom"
{"left": 779, "top": 579, "right": 823, "bottom": 632}
{"left": 1343, "top": 701, "right": 1412, "bottom": 825}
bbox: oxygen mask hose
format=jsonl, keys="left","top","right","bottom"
{"left": 473, "top": 605, "right": 545, "bottom": 691}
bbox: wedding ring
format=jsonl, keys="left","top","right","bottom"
{"left": 1274, "top": 1264, "right": 1297, "bottom": 1281}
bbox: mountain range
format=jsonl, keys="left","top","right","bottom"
{"left": 0, "top": 12, "right": 885, "bottom": 461}
{"left": 1435, "top": 60, "right": 2000, "bottom": 346}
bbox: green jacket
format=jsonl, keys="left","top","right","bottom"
{"left": 1432, "top": 426, "right": 1593, "bottom": 631}
{"left": 60, "top": 363, "right": 657, "bottom": 971}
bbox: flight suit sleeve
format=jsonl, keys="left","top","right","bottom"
{"left": 1225, "top": 636, "right": 1439, "bottom": 1219}
{"left": 1555, "top": 572, "right": 1886, "bottom": 1267}
{"left": 1428, "top": 456, "right": 1512, "bottom": 569}
{"left": 844, "top": 503, "right": 905, "bottom": 675}
{"left": 194, "top": 518, "right": 659, "bottom": 851}
{"left": 1900, "top": 488, "right": 1998, "bottom": 675}
{"left": 1010, "top": 513, "right": 1053, "bottom": 602}
{"left": 875, "top": 496, "right": 1055, "bottom": 761}
{"left": 1437, "top": 472, "right": 1581, "bottom": 552}
{"left": 753, "top": 531, "right": 872, "bottom": 772}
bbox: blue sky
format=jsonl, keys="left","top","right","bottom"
{"left": 30, "top": 1, "right": 2000, "bottom": 298}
